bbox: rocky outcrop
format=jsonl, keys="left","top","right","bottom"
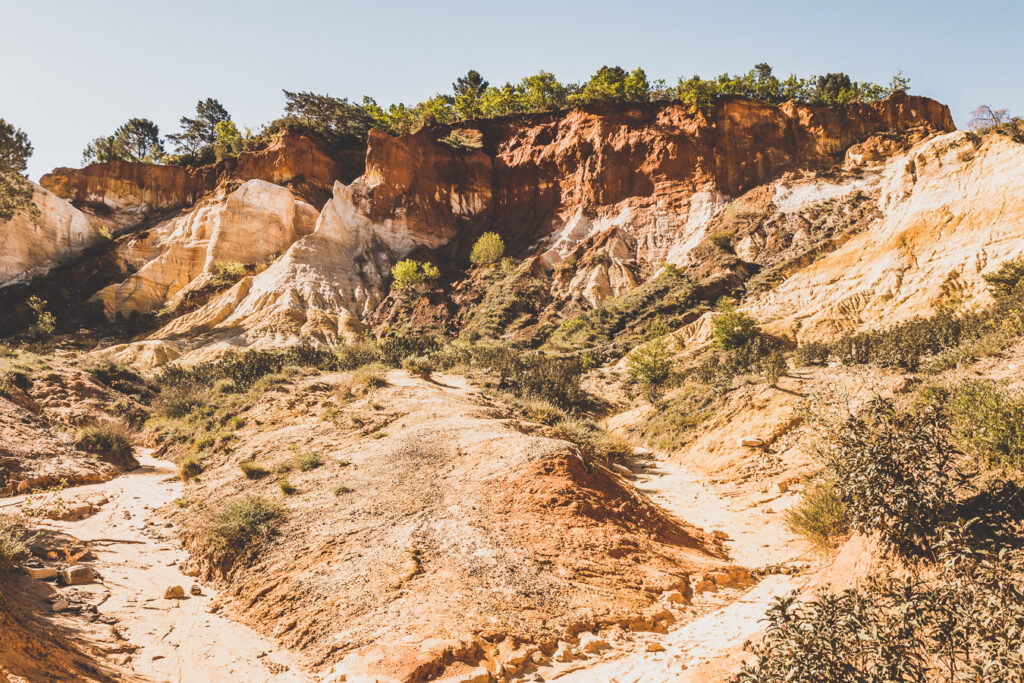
{"left": 0, "top": 184, "right": 100, "bottom": 287}
{"left": 39, "top": 132, "right": 362, "bottom": 225}
{"left": 91, "top": 179, "right": 318, "bottom": 318}
{"left": 750, "top": 131, "right": 1024, "bottom": 341}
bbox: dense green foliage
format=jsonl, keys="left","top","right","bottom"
{"left": 924, "top": 380, "right": 1024, "bottom": 468}
{"left": 82, "top": 117, "right": 164, "bottom": 164}
{"left": 0, "top": 117, "right": 35, "bottom": 221}
{"left": 80, "top": 63, "right": 906, "bottom": 167}
{"left": 390, "top": 259, "right": 440, "bottom": 291}
{"left": 712, "top": 297, "right": 760, "bottom": 350}
{"left": 469, "top": 231, "right": 505, "bottom": 266}
{"left": 735, "top": 548, "right": 1024, "bottom": 683}
{"left": 626, "top": 330, "right": 673, "bottom": 401}
{"left": 824, "top": 398, "right": 970, "bottom": 557}
{"left": 794, "top": 258, "right": 1024, "bottom": 372}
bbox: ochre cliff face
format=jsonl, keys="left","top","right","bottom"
{"left": 354, "top": 94, "right": 953, "bottom": 270}
{"left": 39, "top": 132, "right": 362, "bottom": 221}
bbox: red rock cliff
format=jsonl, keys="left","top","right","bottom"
{"left": 39, "top": 132, "right": 363, "bottom": 219}
{"left": 356, "top": 93, "right": 953, "bottom": 265}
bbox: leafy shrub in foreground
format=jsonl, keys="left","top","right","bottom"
{"left": 735, "top": 543, "right": 1024, "bottom": 683}
{"left": 931, "top": 380, "right": 1024, "bottom": 468}
{"left": 825, "top": 398, "right": 970, "bottom": 556}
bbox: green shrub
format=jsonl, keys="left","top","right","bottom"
{"left": 793, "top": 341, "right": 831, "bottom": 366}
{"left": 210, "top": 261, "right": 247, "bottom": 288}
{"left": 239, "top": 461, "right": 269, "bottom": 479}
{"left": 75, "top": 421, "right": 133, "bottom": 463}
{"left": 278, "top": 478, "right": 296, "bottom": 495}
{"left": 294, "top": 451, "right": 323, "bottom": 472}
{"left": 470, "top": 342, "right": 586, "bottom": 411}
{"left": 402, "top": 355, "right": 434, "bottom": 379}
{"left": 736, "top": 543, "right": 1024, "bottom": 683}
{"left": 378, "top": 329, "right": 440, "bottom": 366}
{"left": 627, "top": 331, "right": 674, "bottom": 402}
{"left": 824, "top": 398, "right": 970, "bottom": 556}
{"left": 390, "top": 259, "right": 439, "bottom": 291}
{"left": 179, "top": 455, "right": 205, "bottom": 481}
{"left": 334, "top": 484, "right": 353, "bottom": 495}
{"left": 204, "top": 494, "right": 283, "bottom": 558}
{"left": 712, "top": 298, "right": 760, "bottom": 350}
{"left": 942, "top": 380, "right": 1024, "bottom": 467}
{"left": 438, "top": 128, "right": 483, "bottom": 150}
{"left": 983, "top": 258, "right": 1024, "bottom": 300}
{"left": 785, "top": 479, "right": 849, "bottom": 549}
{"left": 27, "top": 296, "right": 56, "bottom": 339}
{"left": 0, "top": 518, "right": 31, "bottom": 573}
{"left": 335, "top": 340, "right": 382, "bottom": 370}
{"left": 470, "top": 231, "right": 505, "bottom": 266}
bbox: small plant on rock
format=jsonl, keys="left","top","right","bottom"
{"left": 470, "top": 231, "right": 505, "bottom": 266}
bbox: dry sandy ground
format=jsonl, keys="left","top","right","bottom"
{"left": 0, "top": 450, "right": 309, "bottom": 682}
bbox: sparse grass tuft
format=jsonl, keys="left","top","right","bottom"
{"left": 294, "top": 451, "right": 323, "bottom": 472}
{"left": 179, "top": 455, "right": 205, "bottom": 481}
{"left": 0, "top": 518, "right": 32, "bottom": 573}
{"left": 785, "top": 479, "right": 849, "bottom": 550}
{"left": 239, "top": 461, "right": 269, "bottom": 479}
{"left": 204, "top": 494, "right": 283, "bottom": 559}
{"left": 75, "top": 421, "right": 133, "bottom": 463}
{"left": 278, "top": 478, "right": 296, "bottom": 495}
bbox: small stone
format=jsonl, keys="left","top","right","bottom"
{"left": 708, "top": 571, "right": 734, "bottom": 588}
{"left": 553, "top": 641, "right": 574, "bottom": 662}
{"left": 530, "top": 651, "right": 549, "bottom": 665}
{"left": 611, "top": 463, "right": 632, "bottom": 478}
{"left": 15, "top": 480, "right": 30, "bottom": 493}
{"left": 737, "top": 436, "right": 764, "bottom": 448}
{"left": 663, "top": 590, "right": 687, "bottom": 605}
{"left": 190, "top": 584, "right": 202, "bottom": 596}
{"left": 693, "top": 577, "right": 717, "bottom": 594}
{"left": 713, "top": 529, "right": 730, "bottom": 540}
{"left": 24, "top": 566, "right": 58, "bottom": 580}
{"left": 164, "top": 585, "right": 186, "bottom": 599}
{"left": 646, "top": 642, "right": 665, "bottom": 652}
{"left": 776, "top": 481, "right": 789, "bottom": 494}
{"left": 59, "top": 565, "right": 94, "bottom": 586}
{"left": 577, "top": 632, "right": 610, "bottom": 654}
{"left": 51, "top": 599, "right": 70, "bottom": 612}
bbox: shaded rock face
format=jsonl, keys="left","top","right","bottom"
{"left": 39, "top": 132, "right": 362, "bottom": 224}
{"left": 0, "top": 184, "right": 100, "bottom": 287}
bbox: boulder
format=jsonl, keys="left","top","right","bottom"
{"left": 164, "top": 585, "right": 186, "bottom": 599}
{"left": 577, "top": 632, "right": 610, "bottom": 654}
{"left": 24, "top": 566, "right": 58, "bottom": 580}
{"left": 58, "top": 565, "right": 94, "bottom": 586}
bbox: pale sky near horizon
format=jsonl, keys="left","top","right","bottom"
{"left": 2, "top": 0, "right": 1022, "bottom": 179}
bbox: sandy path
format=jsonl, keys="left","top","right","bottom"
{"left": 3, "top": 450, "right": 310, "bottom": 683}
{"left": 532, "top": 453, "right": 808, "bottom": 682}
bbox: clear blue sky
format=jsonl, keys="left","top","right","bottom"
{"left": 3, "top": 0, "right": 1022, "bottom": 179}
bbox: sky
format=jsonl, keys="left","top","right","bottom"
{"left": 2, "top": 0, "right": 1023, "bottom": 179}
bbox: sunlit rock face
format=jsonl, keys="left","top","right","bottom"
{"left": 89, "top": 179, "right": 318, "bottom": 320}
{"left": 749, "top": 131, "right": 1024, "bottom": 342}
